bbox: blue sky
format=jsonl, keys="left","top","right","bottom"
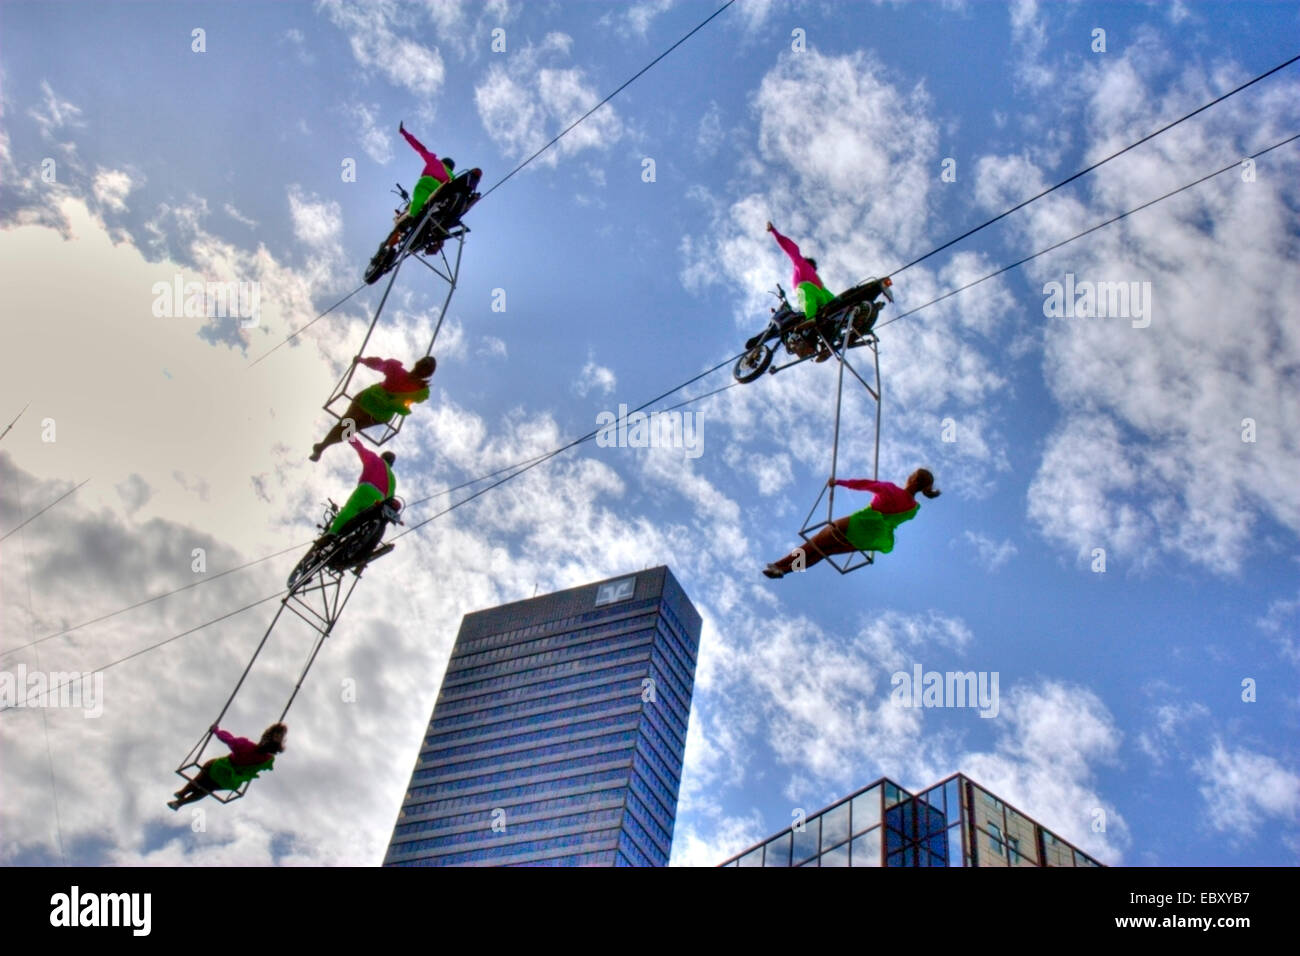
{"left": 1, "top": 0, "right": 1298, "bottom": 867}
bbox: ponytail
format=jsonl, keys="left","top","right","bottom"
{"left": 912, "top": 468, "right": 940, "bottom": 499}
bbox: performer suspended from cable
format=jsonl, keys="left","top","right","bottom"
{"left": 168, "top": 723, "right": 287, "bottom": 809}
{"left": 311, "top": 355, "right": 435, "bottom": 461}
{"left": 747, "top": 220, "right": 837, "bottom": 362}
{"left": 387, "top": 121, "right": 455, "bottom": 245}
{"left": 318, "top": 438, "right": 397, "bottom": 544}
{"left": 764, "top": 470, "right": 940, "bottom": 578}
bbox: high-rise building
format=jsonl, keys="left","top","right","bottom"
{"left": 384, "top": 566, "right": 702, "bottom": 866}
{"left": 718, "top": 773, "right": 1104, "bottom": 867}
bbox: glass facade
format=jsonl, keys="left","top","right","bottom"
{"left": 718, "top": 774, "right": 1103, "bottom": 868}
{"left": 384, "top": 566, "right": 701, "bottom": 867}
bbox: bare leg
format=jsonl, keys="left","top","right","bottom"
{"left": 311, "top": 404, "right": 382, "bottom": 461}
{"left": 386, "top": 213, "right": 411, "bottom": 246}
{"left": 171, "top": 765, "right": 218, "bottom": 808}
{"left": 771, "top": 517, "right": 854, "bottom": 573}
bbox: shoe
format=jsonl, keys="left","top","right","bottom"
{"left": 167, "top": 800, "right": 181, "bottom": 811}
{"left": 814, "top": 348, "right": 833, "bottom": 363}
{"left": 762, "top": 564, "right": 786, "bottom": 579}
{"left": 309, "top": 443, "right": 323, "bottom": 462}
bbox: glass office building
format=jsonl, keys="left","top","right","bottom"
{"left": 719, "top": 773, "right": 1103, "bottom": 867}
{"left": 384, "top": 566, "right": 702, "bottom": 866}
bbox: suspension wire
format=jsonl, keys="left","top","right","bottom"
{"left": 0, "top": 353, "right": 741, "bottom": 664}
{"left": 0, "top": 540, "right": 310, "bottom": 660}
{"left": 14, "top": 50, "right": 1284, "bottom": 724}
{"left": 15, "top": 474, "right": 67, "bottom": 862}
{"left": 392, "top": 351, "right": 744, "bottom": 539}
{"left": 0, "top": 351, "right": 742, "bottom": 695}
{"left": 480, "top": 1, "right": 737, "bottom": 200}
{"left": 0, "top": 479, "right": 89, "bottom": 544}
{"left": 16, "top": 133, "right": 1297, "bottom": 682}
{"left": 246, "top": 282, "right": 367, "bottom": 369}
{"left": 876, "top": 132, "right": 1300, "bottom": 332}
{"left": 248, "top": 1, "right": 738, "bottom": 368}
{"left": 887, "top": 53, "right": 1300, "bottom": 278}
{"left": 0, "top": 402, "right": 30, "bottom": 443}
{"left": 0, "top": 592, "right": 285, "bottom": 714}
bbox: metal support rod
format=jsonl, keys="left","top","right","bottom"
{"left": 827, "top": 336, "right": 848, "bottom": 517}
{"left": 181, "top": 597, "right": 291, "bottom": 766}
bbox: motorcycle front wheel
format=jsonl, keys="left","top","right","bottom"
{"left": 733, "top": 344, "right": 774, "bottom": 383}
{"left": 287, "top": 541, "right": 332, "bottom": 591}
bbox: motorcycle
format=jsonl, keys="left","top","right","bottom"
{"left": 733, "top": 276, "right": 894, "bottom": 383}
{"left": 363, "top": 167, "right": 483, "bottom": 285}
{"left": 286, "top": 496, "right": 404, "bottom": 591}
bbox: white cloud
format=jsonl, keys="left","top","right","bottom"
{"left": 346, "top": 102, "right": 393, "bottom": 165}
{"left": 682, "top": 49, "right": 1016, "bottom": 506}
{"left": 287, "top": 185, "right": 343, "bottom": 250}
{"left": 960, "top": 530, "right": 1018, "bottom": 571}
{"left": 958, "top": 680, "right": 1128, "bottom": 862}
{"left": 477, "top": 335, "right": 507, "bottom": 359}
{"left": 92, "top": 168, "right": 135, "bottom": 213}
{"left": 1008, "top": 0, "right": 1053, "bottom": 90}
{"left": 474, "top": 34, "right": 624, "bottom": 166}
{"left": 600, "top": 0, "right": 676, "bottom": 39}
{"left": 1194, "top": 740, "right": 1300, "bottom": 839}
{"left": 575, "top": 353, "right": 617, "bottom": 397}
{"left": 996, "top": 53, "right": 1300, "bottom": 574}
{"left": 1256, "top": 588, "right": 1300, "bottom": 665}
{"left": 319, "top": 0, "right": 446, "bottom": 100}
{"left": 1134, "top": 687, "right": 1210, "bottom": 765}
{"left": 223, "top": 203, "right": 258, "bottom": 229}
{"left": 27, "top": 81, "right": 84, "bottom": 139}
{"left": 280, "top": 27, "right": 315, "bottom": 65}
{"left": 696, "top": 101, "right": 724, "bottom": 158}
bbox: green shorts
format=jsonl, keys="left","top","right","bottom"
{"left": 207, "top": 755, "right": 273, "bottom": 790}
{"left": 845, "top": 507, "right": 895, "bottom": 553}
{"left": 330, "top": 483, "right": 386, "bottom": 535}
{"left": 798, "top": 281, "right": 837, "bottom": 319}
{"left": 408, "top": 175, "right": 442, "bottom": 219}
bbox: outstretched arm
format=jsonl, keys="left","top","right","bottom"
{"left": 400, "top": 126, "right": 436, "bottom": 165}
{"left": 214, "top": 728, "right": 257, "bottom": 756}
{"left": 359, "top": 356, "right": 403, "bottom": 376}
{"left": 834, "top": 478, "right": 893, "bottom": 493}
{"left": 768, "top": 224, "right": 804, "bottom": 267}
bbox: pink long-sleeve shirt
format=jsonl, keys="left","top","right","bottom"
{"left": 214, "top": 728, "right": 268, "bottom": 766}
{"left": 349, "top": 438, "right": 393, "bottom": 495}
{"left": 359, "top": 357, "right": 424, "bottom": 393}
{"left": 401, "top": 128, "right": 451, "bottom": 183}
{"left": 834, "top": 479, "right": 916, "bottom": 515}
{"left": 770, "top": 225, "right": 825, "bottom": 290}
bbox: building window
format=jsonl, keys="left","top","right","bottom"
{"left": 987, "top": 821, "right": 1004, "bottom": 858}
{"left": 595, "top": 577, "right": 637, "bottom": 607}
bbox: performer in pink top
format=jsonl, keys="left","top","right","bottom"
{"left": 168, "top": 723, "right": 288, "bottom": 809}
{"left": 754, "top": 221, "right": 840, "bottom": 361}
{"left": 764, "top": 469, "right": 940, "bottom": 578}
{"left": 325, "top": 438, "right": 396, "bottom": 536}
{"left": 388, "top": 121, "right": 455, "bottom": 240}
{"left": 311, "top": 355, "right": 436, "bottom": 461}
